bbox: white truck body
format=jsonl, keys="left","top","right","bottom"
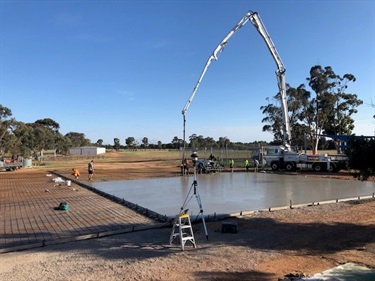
{"left": 263, "top": 146, "right": 348, "bottom": 172}
{"left": 0, "top": 159, "right": 23, "bottom": 171}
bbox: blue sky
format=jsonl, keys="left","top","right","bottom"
{"left": 1, "top": 0, "right": 374, "bottom": 145}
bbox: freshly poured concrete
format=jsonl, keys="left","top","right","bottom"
{"left": 93, "top": 173, "right": 375, "bottom": 217}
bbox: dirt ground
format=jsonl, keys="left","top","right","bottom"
{"left": 1, "top": 158, "right": 375, "bottom": 280}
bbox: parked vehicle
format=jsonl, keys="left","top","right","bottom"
{"left": 196, "top": 159, "right": 223, "bottom": 174}
{"left": 263, "top": 146, "right": 348, "bottom": 173}
{"left": 0, "top": 158, "right": 23, "bottom": 171}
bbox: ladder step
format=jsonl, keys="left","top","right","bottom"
{"left": 169, "top": 213, "right": 196, "bottom": 251}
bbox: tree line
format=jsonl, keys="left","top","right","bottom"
{"left": 109, "top": 135, "right": 268, "bottom": 151}
{"left": 0, "top": 107, "right": 92, "bottom": 157}
{"left": 0, "top": 105, "right": 265, "bottom": 157}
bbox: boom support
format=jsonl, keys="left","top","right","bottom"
{"left": 182, "top": 11, "right": 291, "bottom": 156}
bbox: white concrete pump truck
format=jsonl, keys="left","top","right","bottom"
{"left": 264, "top": 146, "right": 348, "bottom": 173}
{"left": 181, "top": 10, "right": 348, "bottom": 173}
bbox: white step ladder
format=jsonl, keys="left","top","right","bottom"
{"left": 169, "top": 213, "right": 196, "bottom": 251}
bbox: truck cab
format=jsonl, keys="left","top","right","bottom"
{"left": 263, "top": 146, "right": 299, "bottom": 171}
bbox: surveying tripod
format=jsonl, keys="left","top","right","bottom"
{"left": 178, "top": 152, "right": 208, "bottom": 240}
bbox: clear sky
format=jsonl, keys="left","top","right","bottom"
{"left": 1, "top": 0, "right": 374, "bottom": 145}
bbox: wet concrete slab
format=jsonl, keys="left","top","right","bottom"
{"left": 93, "top": 172, "right": 375, "bottom": 218}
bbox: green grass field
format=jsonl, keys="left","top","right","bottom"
{"left": 38, "top": 148, "right": 341, "bottom": 170}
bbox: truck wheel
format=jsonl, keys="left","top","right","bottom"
{"left": 285, "top": 162, "right": 295, "bottom": 171}
{"left": 327, "top": 163, "right": 337, "bottom": 173}
{"left": 313, "top": 163, "right": 323, "bottom": 172}
{"left": 271, "top": 162, "right": 279, "bottom": 171}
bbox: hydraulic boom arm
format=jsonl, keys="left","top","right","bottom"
{"left": 182, "top": 11, "right": 291, "bottom": 152}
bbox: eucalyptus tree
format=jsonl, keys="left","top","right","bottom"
{"left": 171, "top": 136, "right": 183, "bottom": 149}
{"left": 307, "top": 66, "right": 337, "bottom": 152}
{"left": 35, "top": 118, "right": 60, "bottom": 132}
{"left": 260, "top": 97, "right": 283, "bottom": 144}
{"left": 142, "top": 137, "right": 149, "bottom": 147}
{"left": 189, "top": 134, "right": 205, "bottom": 149}
{"left": 196, "top": 135, "right": 205, "bottom": 148}
{"left": 203, "top": 136, "right": 217, "bottom": 149}
{"left": 114, "top": 138, "right": 120, "bottom": 151}
{"left": 218, "top": 137, "right": 230, "bottom": 149}
{"left": 11, "top": 122, "right": 33, "bottom": 157}
{"left": 261, "top": 84, "right": 310, "bottom": 147}
{"left": 55, "top": 134, "right": 72, "bottom": 155}
{"left": 96, "top": 139, "right": 104, "bottom": 147}
{"left": 322, "top": 73, "right": 362, "bottom": 151}
{"left": 0, "top": 104, "right": 16, "bottom": 154}
{"left": 32, "top": 123, "right": 56, "bottom": 151}
{"left": 65, "top": 132, "right": 91, "bottom": 147}
{"left": 31, "top": 118, "right": 64, "bottom": 151}
{"left": 125, "top": 137, "right": 135, "bottom": 148}
{"left": 261, "top": 65, "right": 361, "bottom": 153}
{"left": 11, "top": 119, "right": 65, "bottom": 157}
{"left": 188, "top": 134, "right": 199, "bottom": 149}
{"left": 287, "top": 84, "right": 311, "bottom": 147}
{"left": 307, "top": 65, "right": 361, "bottom": 153}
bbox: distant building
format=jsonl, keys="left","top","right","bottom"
{"left": 69, "top": 146, "right": 106, "bottom": 156}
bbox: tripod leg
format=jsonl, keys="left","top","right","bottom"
{"left": 200, "top": 211, "right": 209, "bottom": 240}
{"left": 179, "top": 183, "right": 194, "bottom": 215}
{"left": 195, "top": 192, "right": 209, "bottom": 240}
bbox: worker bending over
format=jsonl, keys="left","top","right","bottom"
{"left": 72, "top": 168, "right": 80, "bottom": 179}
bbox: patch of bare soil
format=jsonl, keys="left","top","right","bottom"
{"left": 1, "top": 162, "right": 375, "bottom": 280}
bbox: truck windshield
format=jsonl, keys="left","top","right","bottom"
{"left": 266, "top": 148, "right": 281, "bottom": 155}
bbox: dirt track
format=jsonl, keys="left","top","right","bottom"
{"left": 1, "top": 159, "right": 375, "bottom": 280}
